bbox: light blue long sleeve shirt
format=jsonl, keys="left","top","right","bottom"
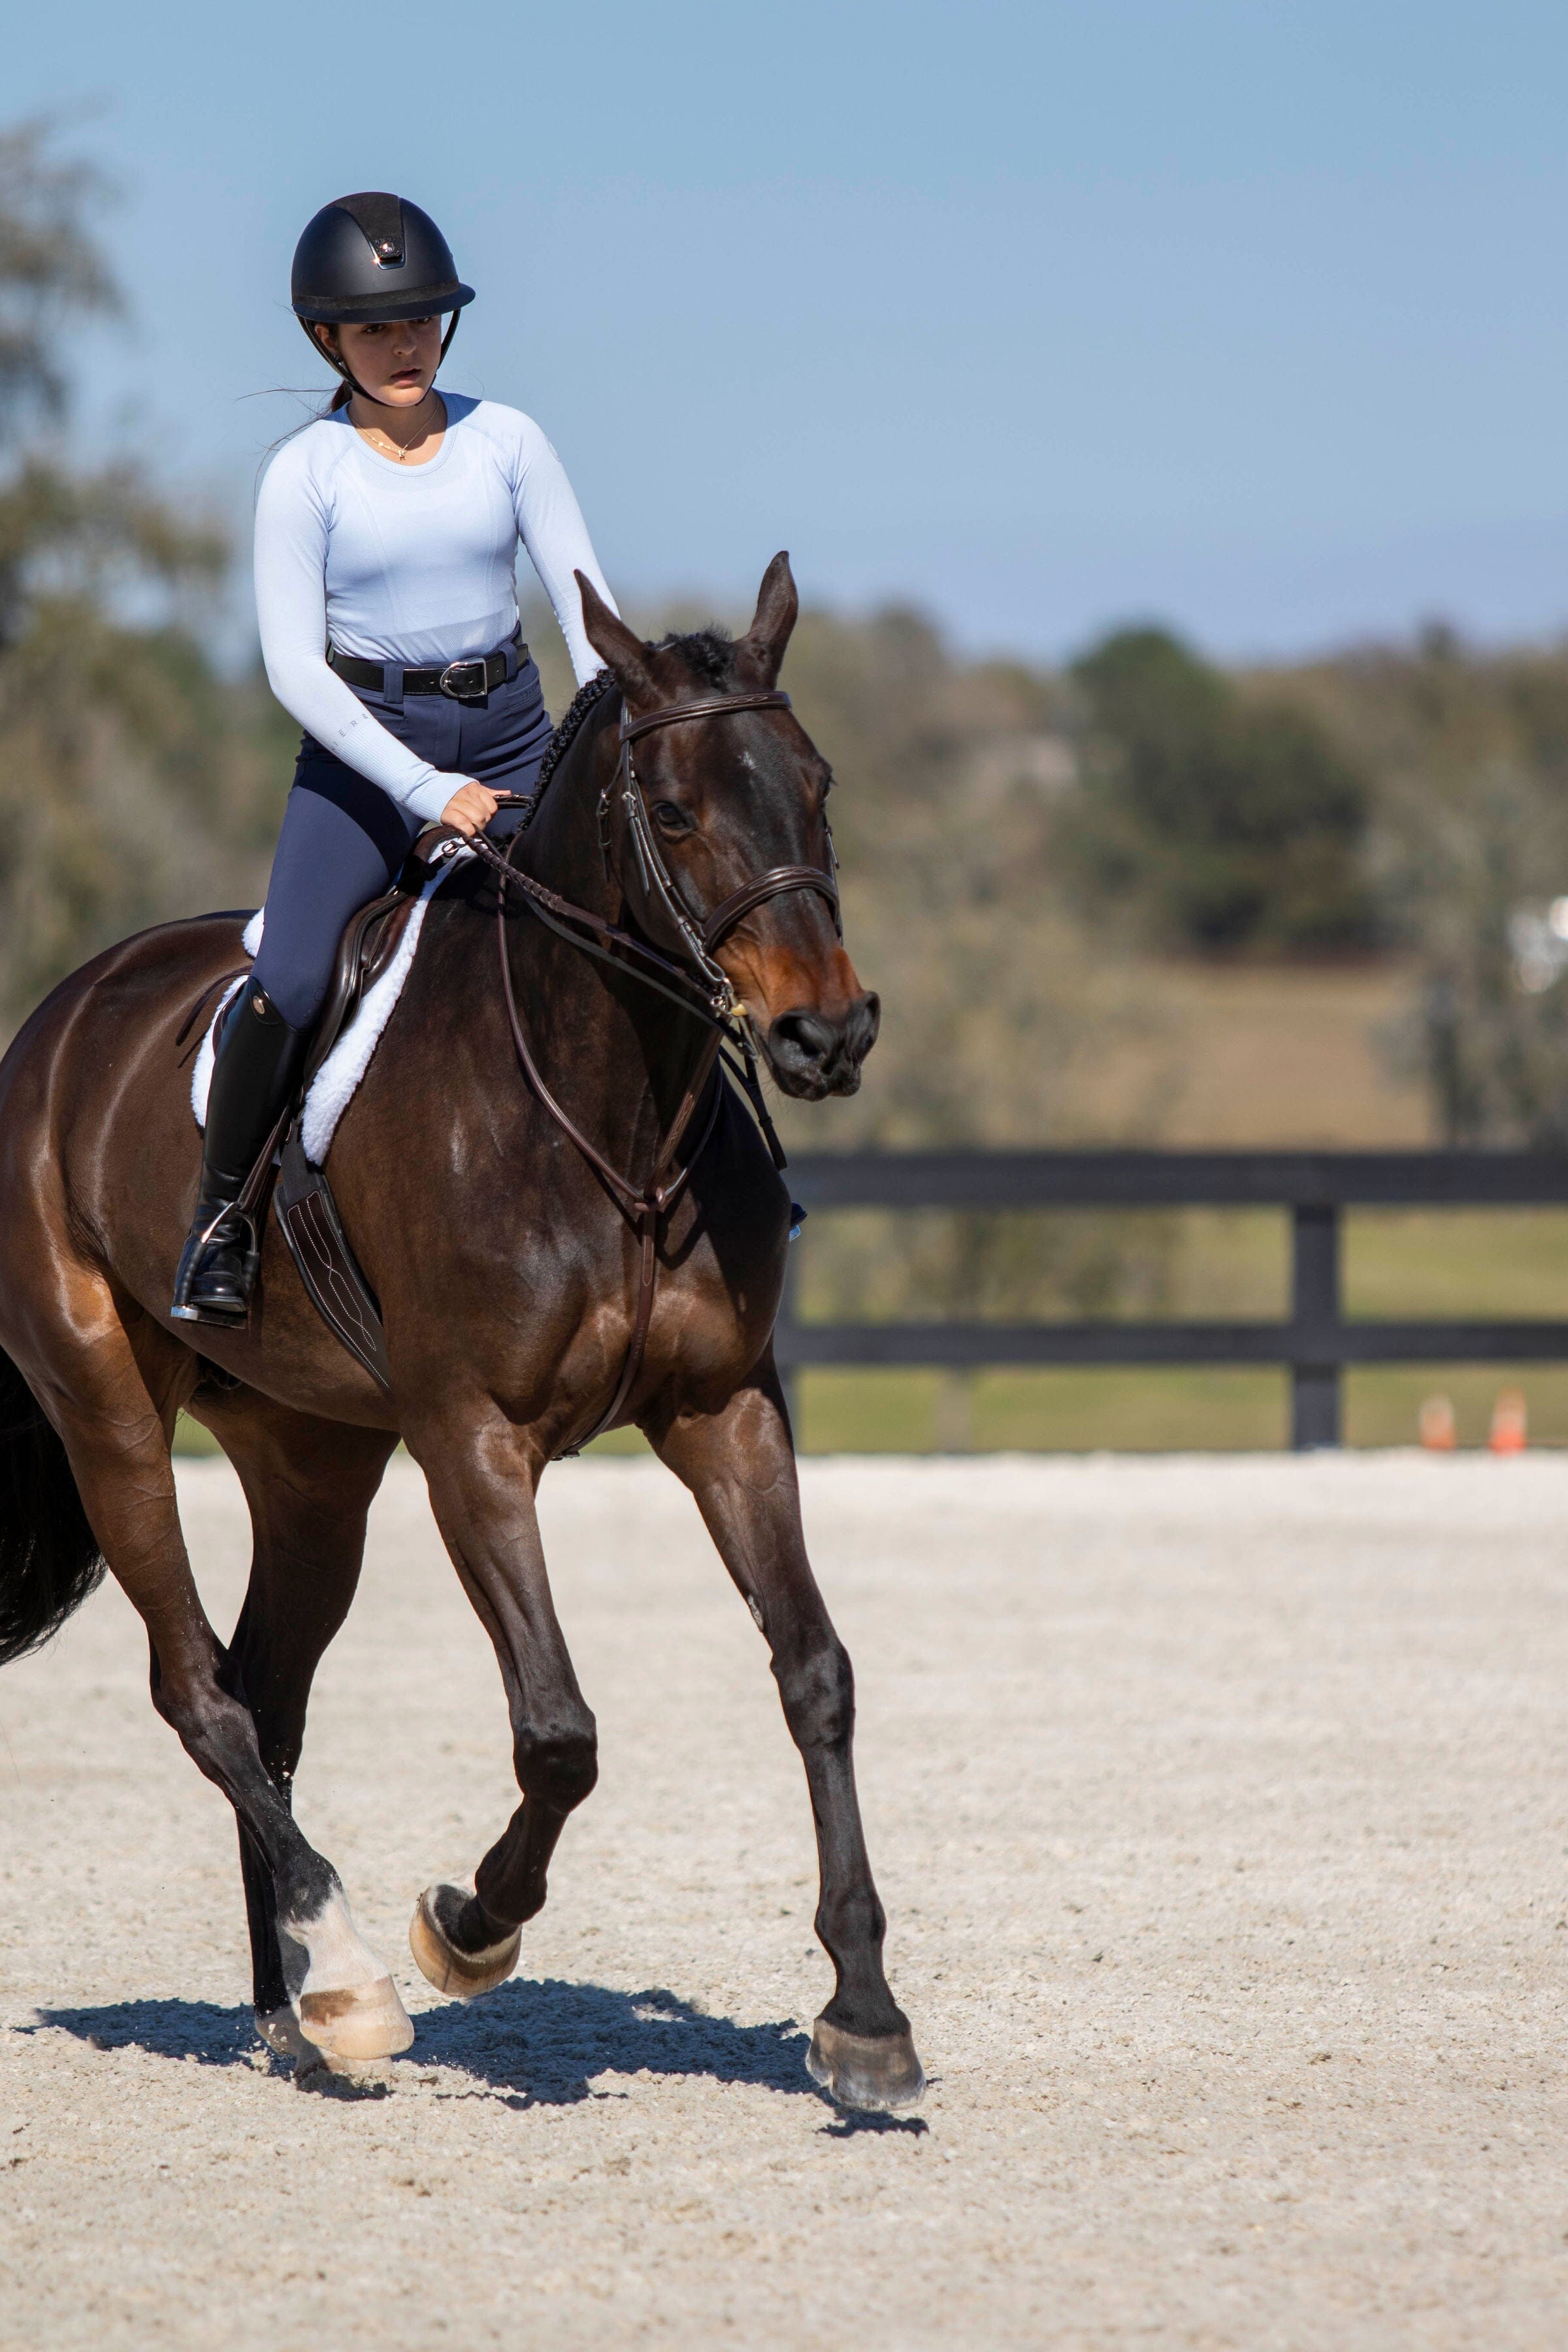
{"left": 253, "top": 394, "right": 617, "bottom": 827}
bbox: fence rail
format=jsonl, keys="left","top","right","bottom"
{"left": 773, "top": 1151, "right": 1568, "bottom": 1448}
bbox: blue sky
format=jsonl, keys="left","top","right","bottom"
{"left": 8, "top": 0, "right": 1567, "bottom": 661}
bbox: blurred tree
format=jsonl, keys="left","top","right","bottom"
{"left": 0, "top": 118, "right": 120, "bottom": 442}
{"left": 770, "top": 605, "right": 1184, "bottom": 1318}
{"left": 1065, "top": 625, "right": 1376, "bottom": 953}
{"left": 1388, "top": 758, "right": 1568, "bottom": 1144}
{"left": 1279, "top": 630, "right": 1568, "bottom": 1143}
{"left": 0, "top": 118, "right": 287, "bottom": 1040}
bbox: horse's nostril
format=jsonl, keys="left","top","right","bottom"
{"left": 769, "top": 1009, "right": 838, "bottom": 1069}
{"left": 847, "top": 992, "right": 880, "bottom": 1063}
{"left": 768, "top": 1002, "right": 879, "bottom": 1097}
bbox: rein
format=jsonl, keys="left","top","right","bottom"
{"left": 464, "top": 684, "right": 838, "bottom": 1457}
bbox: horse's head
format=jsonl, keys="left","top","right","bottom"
{"left": 578, "top": 555, "right": 879, "bottom": 1100}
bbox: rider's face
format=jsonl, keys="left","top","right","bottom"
{"left": 322, "top": 314, "right": 443, "bottom": 406}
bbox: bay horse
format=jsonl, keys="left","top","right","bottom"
{"left": 0, "top": 557, "right": 923, "bottom": 2110}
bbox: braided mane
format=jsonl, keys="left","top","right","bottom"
{"left": 530, "top": 667, "right": 618, "bottom": 808}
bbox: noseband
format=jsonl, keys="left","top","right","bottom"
{"left": 462, "top": 684, "right": 840, "bottom": 1458}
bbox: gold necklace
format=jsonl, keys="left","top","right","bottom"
{"left": 356, "top": 400, "right": 435, "bottom": 463}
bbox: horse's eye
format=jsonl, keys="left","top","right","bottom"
{"left": 651, "top": 800, "right": 690, "bottom": 834}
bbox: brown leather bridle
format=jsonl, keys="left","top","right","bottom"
{"left": 609, "top": 691, "right": 841, "bottom": 1002}
{"left": 461, "top": 684, "right": 838, "bottom": 1457}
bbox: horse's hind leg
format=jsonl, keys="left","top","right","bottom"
{"left": 24, "top": 1274, "right": 412, "bottom": 2063}
{"left": 649, "top": 1355, "right": 925, "bottom": 2112}
{"left": 193, "top": 1386, "right": 398, "bottom": 2061}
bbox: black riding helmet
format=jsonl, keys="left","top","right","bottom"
{"left": 291, "top": 192, "right": 474, "bottom": 405}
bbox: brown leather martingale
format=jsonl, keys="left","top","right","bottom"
{"left": 466, "top": 683, "right": 836, "bottom": 1458}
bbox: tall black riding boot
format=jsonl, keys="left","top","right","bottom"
{"left": 172, "top": 984, "right": 308, "bottom": 1325}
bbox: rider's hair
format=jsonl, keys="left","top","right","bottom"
{"left": 310, "top": 324, "right": 353, "bottom": 414}
{"left": 250, "top": 321, "right": 394, "bottom": 489}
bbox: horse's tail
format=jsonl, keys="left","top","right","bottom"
{"left": 0, "top": 1345, "right": 105, "bottom": 1667}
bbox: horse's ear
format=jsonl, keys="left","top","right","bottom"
{"left": 738, "top": 551, "right": 798, "bottom": 685}
{"left": 577, "top": 574, "right": 658, "bottom": 704}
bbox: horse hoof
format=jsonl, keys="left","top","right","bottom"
{"left": 409, "top": 1884, "right": 522, "bottom": 1999}
{"left": 295, "top": 1975, "right": 414, "bottom": 2062}
{"left": 255, "top": 2006, "right": 317, "bottom": 2064}
{"left": 257, "top": 2005, "right": 395, "bottom": 2081}
{"left": 807, "top": 2016, "right": 926, "bottom": 2112}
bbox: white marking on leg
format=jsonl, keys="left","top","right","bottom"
{"left": 278, "top": 1884, "right": 386, "bottom": 2001}
{"left": 278, "top": 1885, "right": 414, "bottom": 2059}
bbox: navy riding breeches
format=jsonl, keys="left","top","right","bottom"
{"left": 250, "top": 654, "right": 553, "bottom": 1030}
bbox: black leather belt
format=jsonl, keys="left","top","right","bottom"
{"left": 327, "top": 629, "right": 525, "bottom": 702}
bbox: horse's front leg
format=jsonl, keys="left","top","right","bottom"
{"left": 404, "top": 1413, "right": 598, "bottom": 1998}
{"left": 649, "top": 1354, "right": 924, "bottom": 2112}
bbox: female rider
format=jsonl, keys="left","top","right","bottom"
{"left": 173, "top": 190, "right": 617, "bottom": 1324}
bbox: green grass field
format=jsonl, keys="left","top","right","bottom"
{"left": 787, "top": 1204, "right": 1568, "bottom": 1452}
{"left": 783, "top": 1362, "right": 1568, "bottom": 1452}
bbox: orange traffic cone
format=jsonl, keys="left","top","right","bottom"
{"left": 1419, "top": 1395, "right": 1456, "bottom": 1450}
{"left": 1489, "top": 1387, "right": 1528, "bottom": 1454}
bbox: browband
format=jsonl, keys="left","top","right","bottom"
{"left": 619, "top": 690, "right": 792, "bottom": 745}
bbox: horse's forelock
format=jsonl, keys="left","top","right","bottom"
{"left": 649, "top": 626, "right": 740, "bottom": 691}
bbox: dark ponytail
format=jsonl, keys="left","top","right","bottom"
{"left": 310, "top": 323, "right": 354, "bottom": 413}
{"left": 252, "top": 324, "right": 353, "bottom": 487}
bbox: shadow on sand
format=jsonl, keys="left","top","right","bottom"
{"left": 31, "top": 1978, "right": 843, "bottom": 2112}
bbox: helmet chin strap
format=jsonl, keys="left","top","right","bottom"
{"left": 301, "top": 312, "right": 462, "bottom": 410}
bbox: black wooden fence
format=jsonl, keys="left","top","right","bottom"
{"left": 773, "top": 1151, "right": 1568, "bottom": 1448}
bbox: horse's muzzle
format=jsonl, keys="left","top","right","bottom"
{"left": 764, "top": 992, "right": 881, "bottom": 1099}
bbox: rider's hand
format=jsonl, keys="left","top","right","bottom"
{"left": 440, "top": 779, "right": 501, "bottom": 838}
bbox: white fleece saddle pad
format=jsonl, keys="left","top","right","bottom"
{"left": 191, "top": 859, "right": 464, "bottom": 1166}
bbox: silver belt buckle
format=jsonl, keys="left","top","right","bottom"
{"left": 438, "top": 657, "right": 488, "bottom": 702}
